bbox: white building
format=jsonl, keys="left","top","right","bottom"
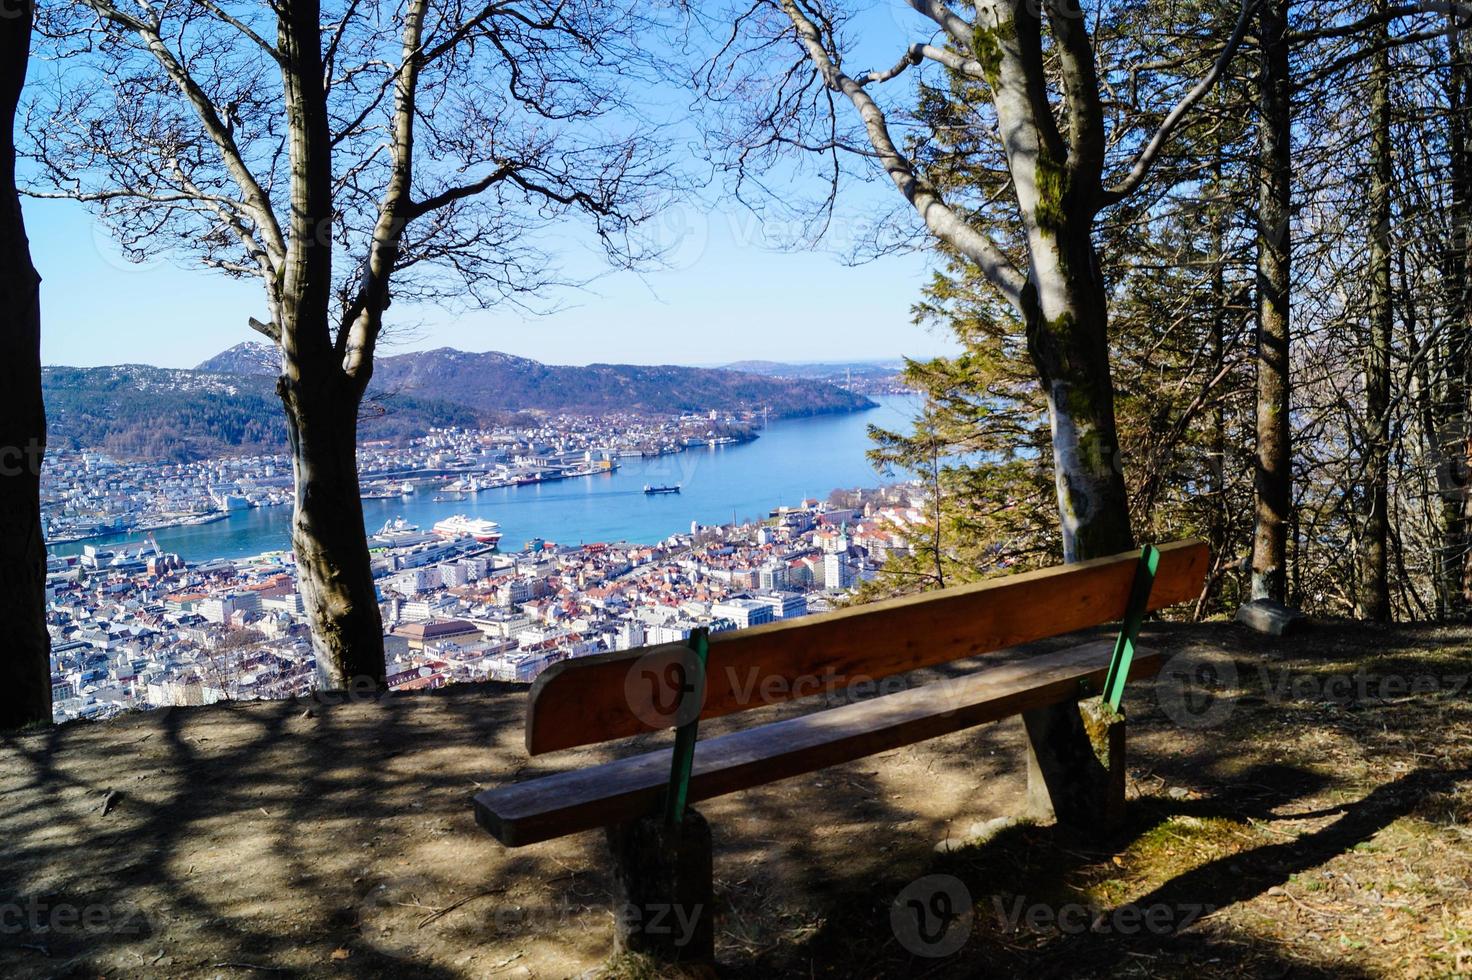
{"left": 711, "top": 598, "right": 775, "bottom": 629}
{"left": 648, "top": 622, "right": 695, "bottom": 645}
{"left": 614, "top": 620, "right": 647, "bottom": 651}
{"left": 198, "top": 591, "right": 261, "bottom": 625}
{"left": 823, "top": 553, "right": 853, "bottom": 591}
{"left": 757, "top": 591, "right": 808, "bottom": 620}
{"left": 758, "top": 562, "right": 788, "bottom": 591}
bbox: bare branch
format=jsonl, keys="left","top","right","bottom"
{"left": 406, "top": 163, "right": 516, "bottom": 219}
{"left": 248, "top": 316, "right": 282, "bottom": 342}
{"left": 1101, "top": 0, "right": 1257, "bottom": 204}
{"left": 857, "top": 46, "right": 922, "bottom": 86}
{"left": 910, "top": 42, "right": 986, "bottom": 78}
{"left": 777, "top": 0, "right": 1027, "bottom": 307}
{"left": 192, "top": 0, "right": 285, "bottom": 64}
{"left": 903, "top": 0, "right": 972, "bottom": 45}
{"left": 74, "top": 0, "right": 287, "bottom": 265}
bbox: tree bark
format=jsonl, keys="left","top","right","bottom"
{"left": 605, "top": 810, "right": 715, "bottom": 965}
{"left": 1358, "top": 3, "right": 1393, "bottom": 623}
{"left": 275, "top": 0, "right": 385, "bottom": 688}
{"left": 1209, "top": 144, "right": 1231, "bottom": 587}
{"left": 0, "top": 0, "right": 53, "bottom": 730}
{"left": 986, "top": 2, "right": 1133, "bottom": 561}
{"left": 1022, "top": 233, "right": 1134, "bottom": 561}
{"left": 1251, "top": 0, "right": 1294, "bottom": 603}
{"left": 774, "top": 0, "right": 1139, "bottom": 562}
{"left": 1456, "top": 18, "right": 1472, "bottom": 620}
{"left": 280, "top": 374, "right": 384, "bottom": 688}
{"left": 1440, "top": 14, "right": 1472, "bottom": 621}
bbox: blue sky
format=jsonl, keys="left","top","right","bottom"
{"left": 24, "top": 2, "right": 963, "bottom": 370}
{"left": 28, "top": 181, "right": 960, "bottom": 370}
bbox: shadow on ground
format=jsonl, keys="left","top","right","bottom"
{"left": 2, "top": 621, "right": 1469, "bottom": 978}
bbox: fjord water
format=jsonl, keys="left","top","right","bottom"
{"left": 56, "top": 395, "right": 921, "bottom": 563}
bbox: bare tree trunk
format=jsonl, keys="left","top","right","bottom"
{"left": 1251, "top": 0, "right": 1293, "bottom": 603}
{"left": 280, "top": 374, "right": 383, "bottom": 687}
{"left": 1442, "top": 15, "right": 1472, "bottom": 621}
{"left": 1358, "top": 3, "right": 1393, "bottom": 622}
{"left": 0, "top": 0, "right": 53, "bottom": 730}
{"left": 1209, "top": 146, "right": 1231, "bottom": 579}
{"left": 275, "top": 0, "right": 385, "bottom": 688}
{"left": 1023, "top": 235, "right": 1134, "bottom": 561}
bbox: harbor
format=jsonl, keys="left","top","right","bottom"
{"left": 50, "top": 395, "right": 919, "bottom": 562}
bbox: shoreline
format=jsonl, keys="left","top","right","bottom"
{"left": 47, "top": 396, "right": 912, "bottom": 562}
{"left": 47, "top": 510, "right": 232, "bottom": 546}
{"left": 44, "top": 425, "right": 776, "bottom": 548}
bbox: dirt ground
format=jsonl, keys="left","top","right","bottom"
{"left": 2, "top": 620, "right": 1470, "bottom": 979}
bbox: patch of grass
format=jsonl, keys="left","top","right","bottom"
{"left": 597, "top": 951, "right": 718, "bottom": 980}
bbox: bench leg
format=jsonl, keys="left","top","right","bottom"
{"left": 605, "top": 808, "right": 715, "bottom": 966}
{"left": 1022, "top": 700, "right": 1126, "bottom": 839}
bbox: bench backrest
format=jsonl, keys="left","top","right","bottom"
{"left": 524, "top": 539, "right": 1209, "bottom": 754}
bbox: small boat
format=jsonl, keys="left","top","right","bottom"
{"left": 644, "top": 484, "right": 681, "bottom": 495}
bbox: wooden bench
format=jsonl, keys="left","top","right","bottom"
{"left": 473, "top": 540, "right": 1209, "bottom": 965}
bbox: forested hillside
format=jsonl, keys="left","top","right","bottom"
{"left": 44, "top": 349, "right": 875, "bottom": 460}
{"left": 367, "top": 348, "right": 876, "bottom": 417}
{"left": 42, "top": 365, "right": 478, "bottom": 460}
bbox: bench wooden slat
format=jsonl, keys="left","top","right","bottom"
{"left": 526, "top": 540, "right": 1206, "bottom": 754}
{"left": 478, "top": 640, "right": 1159, "bottom": 846}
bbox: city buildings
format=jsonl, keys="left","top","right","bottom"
{"left": 45, "top": 481, "right": 924, "bottom": 723}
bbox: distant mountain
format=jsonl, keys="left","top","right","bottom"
{"left": 43, "top": 347, "right": 874, "bottom": 461}
{"left": 190, "top": 344, "right": 873, "bottom": 418}
{"left": 43, "top": 364, "right": 477, "bottom": 462}
{"left": 723, "top": 359, "right": 905, "bottom": 380}
{"left": 196, "top": 342, "right": 279, "bottom": 376}
{"left": 366, "top": 348, "right": 875, "bottom": 417}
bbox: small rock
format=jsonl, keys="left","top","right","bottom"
{"left": 1235, "top": 598, "right": 1307, "bottom": 636}
{"left": 967, "top": 816, "right": 1020, "bottom": 841}
{"left": 301, "top": 708, "right": 316, "bottom": 719}
{"left": 933, "top": 838, "right": 967, "bottom": 855}
{"left": 1167, "top": 787, "right": 1190, "bottom": 800}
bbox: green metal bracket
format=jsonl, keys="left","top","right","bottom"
{"left": 1101, "top": 544, "right": 1159, "bottom": 712}
{"left": 663, "top": 627, "right": 710, "bottom": 827}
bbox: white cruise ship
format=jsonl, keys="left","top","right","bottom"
{"left": 432, "top": 514, "right": 503, "bottom": 545}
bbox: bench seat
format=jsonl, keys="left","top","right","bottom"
{"left": 474, "top": 639, "right": 1161, "bottom": 846}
